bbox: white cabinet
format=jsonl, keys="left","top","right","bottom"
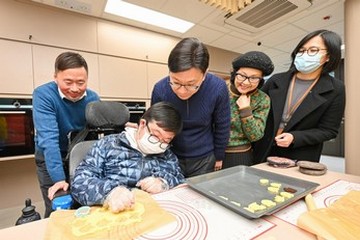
{"left": 0, "top": 39, "right": 33, "bottom": 94}
{"left": 99, "top": 55, "right": 147, "bottom": 98}
{"left": 147, "top": 63, "right": 168, "bottom": 98}
{"left": 29, "top": 10, "right": 97, "bottom": 52}
{"left": 0, "top": 1, "right": 97, "bottom": 52}
{"left": 97, "top": 21, "right": 150, "bottom": 61}
{"left": 97, "top": 21, "right": 178, "bottom": 63}
{"left": 32, "top": 46, "right": 100, "bottom": 93}
{"left": 144, "top": 35, "right": 178, "bottom": 63}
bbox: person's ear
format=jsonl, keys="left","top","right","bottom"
{"left": 138, "top": 119, "right": 146, "bottom": 128}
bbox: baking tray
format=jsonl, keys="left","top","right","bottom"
{"left": 186, "top": 166, "right": 319, "bottom": 219}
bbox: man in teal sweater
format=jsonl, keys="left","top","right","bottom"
{"left": 32, "top": 52, "right": 99, "bottom": 217}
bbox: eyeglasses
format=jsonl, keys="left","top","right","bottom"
{"left": 168, "top": 79, "right": 202, "bottom": 92}
{"left": 234, "top": 73, "right": 262, "bottom": 83}
{"left": 146, "top": 124, "right": 170, "bottom": 150}
{"left": 297, "top": 47, "right": 327, "bottom": 57}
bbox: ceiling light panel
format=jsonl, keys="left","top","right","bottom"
{"left": 104, "top": 0, "right": 194, "bottom": 33}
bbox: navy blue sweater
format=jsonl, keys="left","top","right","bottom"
{"left": 151, "top": 73, "right": 230, "bottom": 160}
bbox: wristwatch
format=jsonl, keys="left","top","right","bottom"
{"left": 159, "top": 178, "right": 170, "bottom": 191}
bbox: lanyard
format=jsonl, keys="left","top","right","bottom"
{"left": 284, "top": 75, "right": 319, "bottom": 124}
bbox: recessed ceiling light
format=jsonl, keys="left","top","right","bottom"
{"left": 105, "top": 0, "right": 194, "bottom": 33}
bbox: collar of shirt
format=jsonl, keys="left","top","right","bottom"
{"left": 58, "top": 87, "right": 87, "bottom": 102}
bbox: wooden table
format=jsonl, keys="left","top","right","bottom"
{"left": 0, "top": 163, "right": 359, "bottom": 240}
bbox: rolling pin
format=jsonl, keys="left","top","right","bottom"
{"left": 304, "top": 194, "right": 324, "bottom": 240}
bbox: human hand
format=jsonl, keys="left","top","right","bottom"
{"left": 274, "top": 133, "right": 294, "bottom": 148}
{"left": 136, "top": 177, "right": 168, "bottom": 194}
{"left": 236, "top": 95, "right": 251, "bottom": 109}
{"left": 103, "top": 186, "right": 135, "bottom": 213}
{"left": 214, "top": 160, "right": 223, "bottom": 171}
{"left": 48, "top": 180, "right": 69, "bottom": 200}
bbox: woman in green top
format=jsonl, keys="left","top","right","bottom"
{"left": 223, "top": 51, "right": 274, "bottom": 168}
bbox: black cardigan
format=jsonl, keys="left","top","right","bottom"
{"left": 253, "top": 70, "right": 345, "bottom": 163}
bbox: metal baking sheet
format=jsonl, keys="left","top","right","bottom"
{"left": 186, "top": 166, "right": 319, "bottom": 219}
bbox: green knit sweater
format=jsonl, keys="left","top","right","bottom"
{"left": 227, "top": 84, "right": 270, "bottom": 147}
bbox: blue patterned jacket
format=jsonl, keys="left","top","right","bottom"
{"left": 71, "top": 132, "right": 185, "bottom": 206}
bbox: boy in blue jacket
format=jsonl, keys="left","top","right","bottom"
{"left": 71, "top": 102, "right": 185, "bottom": 213}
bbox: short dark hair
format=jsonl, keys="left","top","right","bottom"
{"left": 290, "top": 29, "right": 342, "bottom": 73}
{"left": 55, "top": 52, "right": 88, "bottom": 74}
{"left": 142, "top": 102, "right": 183, "bottom": 135}
{"left": 168, "top": 37, "right": 209, "bottom": 73}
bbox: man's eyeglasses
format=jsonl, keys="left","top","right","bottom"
{"left": 234, "top": 73, "right": 262, "bottom": 83}
{"left": 146, "top": 124, "right": 170, "bottom": 150}
{"left": 168, "top": 80, "right": 202, "bottom": 92}
{"left": 297, "top": 47, "right": 327, "bottom": 57}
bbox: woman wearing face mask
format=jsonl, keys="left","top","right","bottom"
{"left": 253, "top": 29, "right": 345, "bottom": 164}
{"left": 71, "top": 102, "right": 185, "bottom": 213}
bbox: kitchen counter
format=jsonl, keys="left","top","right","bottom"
{"left": 1, "top": 163, "right": 359, "bottom": 240}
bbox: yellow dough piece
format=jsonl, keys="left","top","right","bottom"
{"left": 280, "top": 191, "right": 294, "bottom": 199}
{"left": 244, "top": 202, "right": 266, "bottom": 213}
{"left": 270, "top": 182, "right": 282, "bottom": 188}
{"left": 259, "top": 178, "right": 269, "bottom": 186}
{"left": 230, "top": 201, "right": 241, "bottom": 207}
{"left": 261, "top": 199, "right": 276, "bottom": 208}
{"left": 219, "top": 195, "right": 229, "bottom": 200}
{"left": 244, "top": 207, "right": 255, "bottom": 213}
{"left": 274, "top": 195, "right": 285, "bottom": 203}
{"left": 267, "top": 186, "right": 279, "bottom": 194}
{"left": 70, "top": 202, "right": 145, "bottom": 237}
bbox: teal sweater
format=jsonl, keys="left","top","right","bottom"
{"left": 33, "top": 81, "right": 99, "bottom": 182}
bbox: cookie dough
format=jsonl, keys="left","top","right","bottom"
{"left": 259, "top": 178, "right": 269, "bottom": 186}
{"left": 297, "top": 161, "right": 327, "bottom": 176}
{"left": 267, "top": 156, "right": 296, "bottom": 168}
{"left": 274, "top": 195, "right": 285, "bottom": 203}
{"left": 267, "top": 186, "right": 279, "bottom": 194}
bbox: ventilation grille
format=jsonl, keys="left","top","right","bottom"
{"left": 235, "top": 0, "right": 297, "bottom": 28}
{"left": 224, "top": 0, "right": 311, "bottom": 34}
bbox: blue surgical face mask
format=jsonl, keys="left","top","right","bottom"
{"left": 294, "top": 52, "right": 324, "bottom": 74}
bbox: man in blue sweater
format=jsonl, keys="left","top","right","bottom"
{"left": 32, "top": 52, "right": 99, "bottom": 217}
{"left": 151, "top": 37, "right": 231, "bottom": 177}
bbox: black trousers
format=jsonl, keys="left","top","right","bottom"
{"left": 179, "top": 153, "right": 216, "bottom": 178}
{"left": 34, "top": 150, "right": 69, "bottom": 218}
{"left": 223, "top": 149, "right": 254, "bottom": 169}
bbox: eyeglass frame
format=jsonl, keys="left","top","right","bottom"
{"left": 234, "top": 72, "right": 263, "bottom": 84}
{"left": 296, "top": 47, "right": 327, "bottom": 57}
{"left": 145, "top": 123, "right": 171, "bottom": 150}
{"left": 168, "top": 76, "right": 204, "bottom": 92}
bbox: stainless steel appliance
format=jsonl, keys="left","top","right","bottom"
{"left": 119, "top": 101, "right": 146, "bottom": 123}
{"left": 0, "top": 98, "right": 34, "bottom": 158}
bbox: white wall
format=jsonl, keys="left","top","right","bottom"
{"left": 0, "top": 0, "right": 238, "bottom": 99}
{"left": 344, "top": 0, "right": 360, "bottom": 176}
{"left": 0, "top": 0, "right": 239, "bottom": 211}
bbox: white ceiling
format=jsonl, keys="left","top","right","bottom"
{"left": 31, "top": 0, "right": 344, "bottom": 74}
